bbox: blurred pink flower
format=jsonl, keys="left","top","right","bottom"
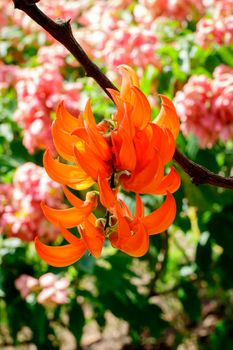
{"left": 195, "top": 16, "right": 233, "bottom": 47}
{"left": 78, "top": 25, "right": 160, "bottom": 71}
{"left": 37, "top": 273, "right": 70, "bottom": 306}
{"left": 195, "top": 0, "right": 233, "bottom": 47}
{"left": 13, "top": 63, "right": 81, "bottom": 154}
{"left": 0, "top": 64, "right": 18, "bottom": 90}
{"left": 15, "top": 273, "right": 70, "bottom": 306}
{"left": 39, "top": 272, "right": 57, "bottom": 288}
{"left": 15, "top": 274, "right": 39, "bottom": 298}
{"left": 175, "top": 65, "right": 233, "bottom": 148}
{"left": 134, "top": 0, "right": 205, "bottom": 26}
{"left": 2, "top": 0, "right": 90, "bottom": 36}
{"left": 0, "top": 163, "right": 63, "bottom": 242}
{"left": 38, "top": 45, "right": 68, "bottom": 68}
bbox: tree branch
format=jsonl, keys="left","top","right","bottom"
{"left": 174, "top": 149, "right": 233, "bottom": 189}
{"left": 13, "top": 0, "right": 116, "bottom": 100}
{"left": 13, "top": 0, "right": 233, "bottom": 190}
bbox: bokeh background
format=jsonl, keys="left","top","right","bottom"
{"left": 0, "top": 0, "right": 233, "bottom": 349}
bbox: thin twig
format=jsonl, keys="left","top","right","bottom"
{"left": 13, "top": 0, "right": 233, "bottom": 190}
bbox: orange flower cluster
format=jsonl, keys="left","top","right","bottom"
{"left": 35, "top": 66, "right": 180, "bottom": 267}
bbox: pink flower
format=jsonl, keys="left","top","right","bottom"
{"left": 0, "top": 64, "right": 18, "bottom": 90}
{"left": 195, "top": 0, "right": 233, "bottom": 48}
{"left": 175, "top": 65, "right": 233, "bottom": 148}
{"left": 1, "top": 163, "right": 63, "bottom": 242}
{"left": 13, "top": 63, "right": 81, "bottom": 154}
{"left": 195, "top": 17, "right": 233, "bottom": 47}
{"left": 15, "top": 274, "right": 39, "bottom": 298}
{"left": 15, "top": 272, "right": 71, "bottom": 306}
{"left": 134, "top": 0, "right": 205, "bottom": 26}
{"left": 37, "top": 273, "right": 70, "bottom": 306}
{"left": 39, "top": 273, "right": 57, "bottom": 288}
{"left": 79, "top": 25, "right": 160, "bottom": 71}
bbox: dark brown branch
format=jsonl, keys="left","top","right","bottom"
{"left": 13, "top": 0, "right": 116, "bottom": 100}
{"left": 174, "top": 149, "right": 233, "bottom": 190}
{"left": 13, "top": 0, "right": 233, "bottom": 190}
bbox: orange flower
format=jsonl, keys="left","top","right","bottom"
{"left": 35, "top": 65, "right": 181, "bottom": 266}
{"left": 100, "top": 177, "right": 176, "bottom": 257}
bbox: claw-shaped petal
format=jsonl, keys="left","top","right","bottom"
{"left": 110, "top": 206, "right": 149, "bottom": 257}
{"left": 118, "top": 64, "right": 140, "bottom": 103}
{"left": 142, "top": 192, "right": 176, "bottom": 235}
{"left": 150, "top": 123, "right": 175, "bottom": 164}
{"left": 150, "top": 167, "right": 181, "bottom": 195}
{"left": 79, "top": 219, "right": 105, "bottom": 258}
{"left": 35, "top": 236, "right": 87, "bottom": 267}
{"left": 74, "top": 144, "right": 112, "bottom": 181}
{"left": 51, "top": 120, "right": 77, "bottom": 162}
{"left": 130, "top": 87, "right": 152, "bottom": 129}
{"left": 41, "top": 199, "right": 96, "bottom": 228}
{"left": 56, "top": 101, "right": 83, "bottom": 132}
{"left": 120, "top": 149, "right": 164, "bottom": 193}
{"left": 155, "top": 95, "right": 180, "bottom": 138}
{"left": 83, "top": 100, "right": 112, "bottom": 161}
{"left": 59, "top": 224, "right": 83, "bottom": 245}
{"left": 43, "top": 150, "right": 94, "bottom": 190}
{"left": 98, "top": 175, "right": 116, "bottom": 209}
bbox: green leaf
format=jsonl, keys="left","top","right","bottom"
{"left": 208, "top": 206, "right": 233, "bottom": 258}
{"left": 29, "top": 304, "right": 48, "bottom": 346}
{"left": 178, "top": 281, "right": 201, "bottom": 322}
{"left": 69, "top": 301, "right": 85, "bottom": 345}
{"left": 195, "top": 231, "right": 212, "bottom": 272}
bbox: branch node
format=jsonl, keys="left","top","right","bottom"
{"left": 55, "top": 18, "right": 71, "bottom": 28}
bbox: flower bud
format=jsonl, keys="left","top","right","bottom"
{"left": 95, "top": 218, "right": 106, "bottom": 230}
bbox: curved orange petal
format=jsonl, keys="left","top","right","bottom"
{"left": 98, "top": 175, "right": 116, "bottom": 209}
{"left": 155, "top": 95, "right": 180, "bottom": 139}
{"left": 41, "top": 200, "right": 95, "bottom": 228}
{"left": 150, "top": 167, "right": 181, "bottom": 195}
{"left": 110, "top": 205, "right": 149, "bottom": 257}
{"left": 130, "top": 86, "right": 152, "bottom": 129}
{"left": 59, "top": 224, "right": 83, "bottom": 245}
{"left": 80, "top": 219, "right": 105, "bottom": 258}
{"left": 117, "top": 199, "right": 133, "bottom": 219}
{"left": 35, "top": 236, "right": 86, "bottom": 267}
{"left": 73, "top": 144, "right": 112, "bottom": 180}
{"left": 135, "top": 194, "right": 144, "bottom": 218}
{"left": 114, "top": 204, "right": 131, "bottom": 246}
{"left": 116, "top": 112, "right": 136, "bottom": 171}
{"left": 118, "top": 65, "right": 140, "bottom": 103}
{"left": 150, "top": 123, "right": 175, "bottom": 164}
{"left": 56, "top": 101, "right": 83, "bottom": 132}
{"left": 120, "top": 149, "right": 163, "bottom": 193}
{"left": 63, "top": 186, "right": 84, "bottom": 207}
{"left": 51, "top": 120, "right": 77, "bottom": 162}
{"left": 142, "top": 192, "right": 176, "bottom": 235}
{"left": 71, "top": 126, "right": 89, "bottom": 143}
{"left": 83, "top": 100, "right": 112, "bottom": 161}
{"left": 43, "top": 150, "right": 94, "bottom": 190}
{"left": 106, "top": 88, "right": 125, "bottom": 124}
{"left": 109, "top": 230, "right": 119, "bottom": 248}
{"left": 120, "top": 223, "right": 149, "bottom": 257}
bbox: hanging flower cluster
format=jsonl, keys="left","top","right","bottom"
{"left": 35, "top": 66, "right": 180, "bottom": 267}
